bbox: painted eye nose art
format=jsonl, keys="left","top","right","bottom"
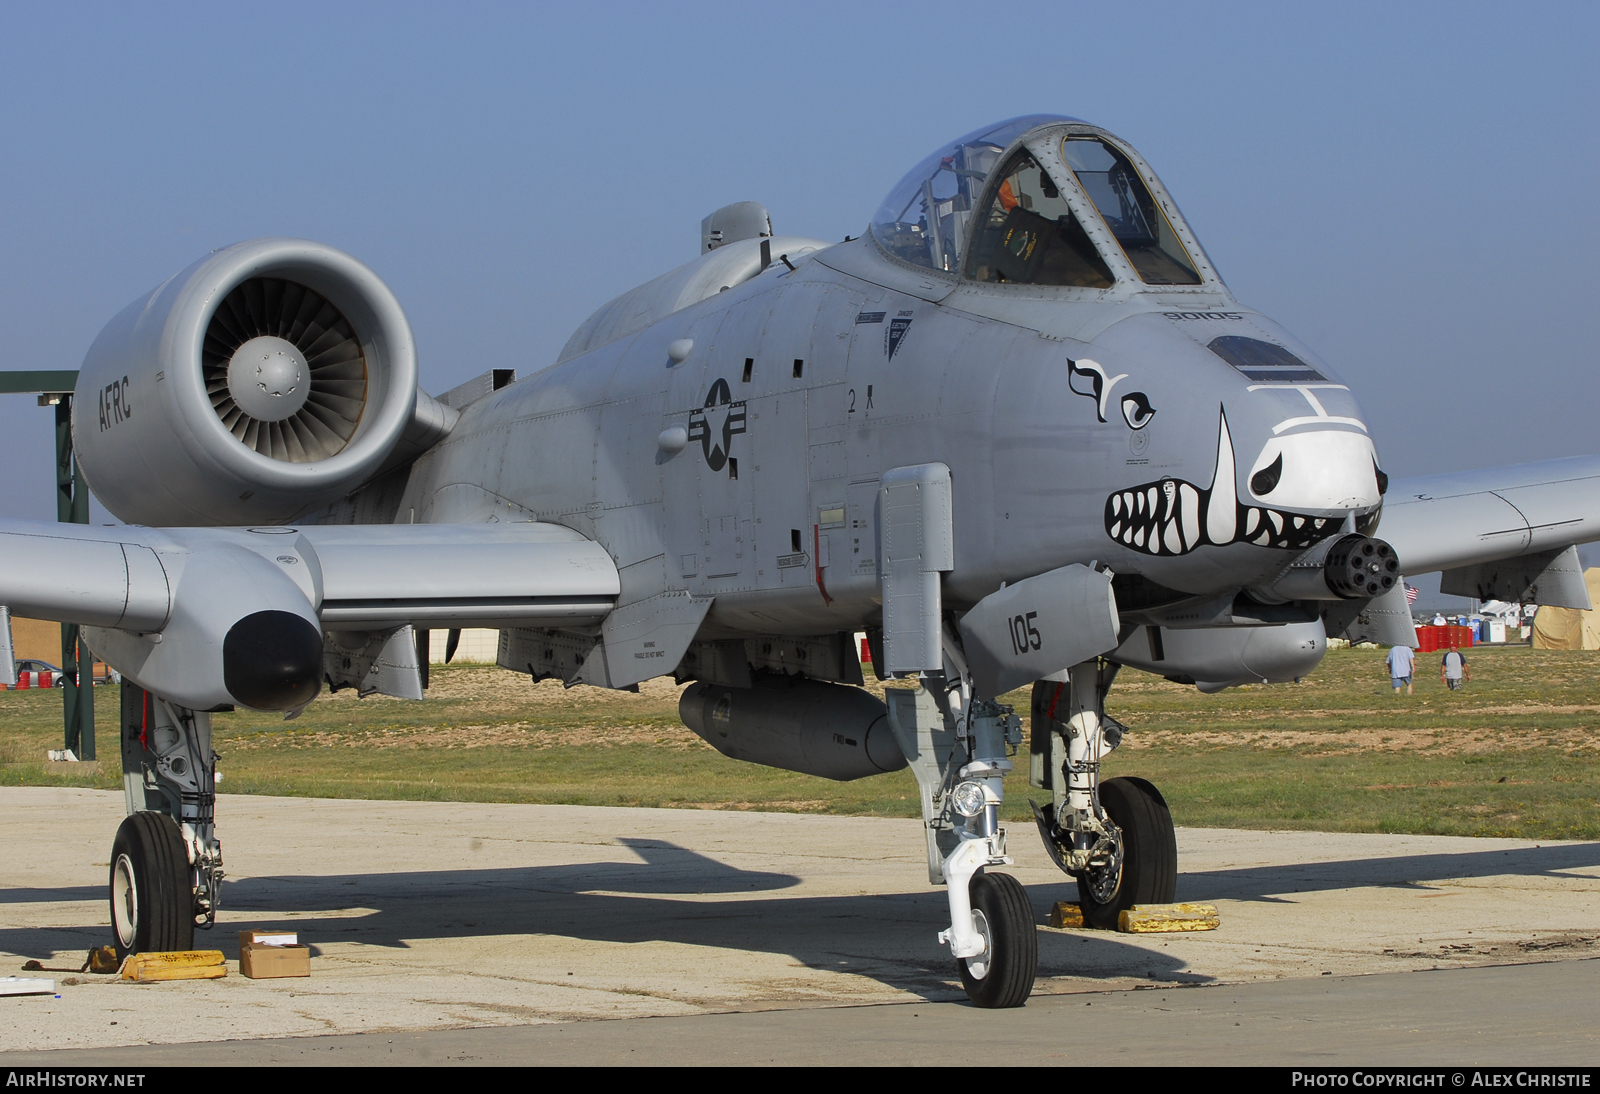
{"left": 1120, "top": 392, "right": 1155, "bottom": 430}
{"left": 1250, "top": 453, "right": 1282, "bottom": 496}
{"left": 1069, "top": 358, "right": 1155, "bottom": 430}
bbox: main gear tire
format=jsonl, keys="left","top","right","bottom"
{"left": 1078, "top": 776, "right": 1177, "bottom": 930}
{"left": 957, "top": 870, "right": 1038, "bottom": 1008}
{"left": 109, "top": 811, "right": 195, "bottom": 960}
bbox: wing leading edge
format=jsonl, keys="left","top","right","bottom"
{"left": 0, "top": 519, "right": 620, "bottom": 632}
{"left": 1381, "top": 454, "right": 1600, "bottom": 608}
{"left": 0, "top": 519, "right": 620, "bottom": 710}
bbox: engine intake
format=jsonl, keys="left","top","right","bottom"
{"left": 74, "top": 239, "right": 419, "bottom": 526}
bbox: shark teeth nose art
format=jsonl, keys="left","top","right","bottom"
{"left": 1104, "top": 409, "right": 1337, "bottom": 556}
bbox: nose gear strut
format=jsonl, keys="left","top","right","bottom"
{"left": 882, "top": 624, "right": 1035, "bottom": 1008}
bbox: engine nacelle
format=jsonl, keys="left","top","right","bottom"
{"left": 1109, "top": 620, "right": 1327, "bottom": 693}
{"left": 680, "top": 677, "right": 906, "bottom": 781}
{"left": 74, "top": 238, "right": 419, "bottom": 526}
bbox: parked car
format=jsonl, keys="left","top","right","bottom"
{"left": 13, "top": 659, "right": 65, "bottom": 687}
{"left": 10, "top": 659, "right": 120, "bottom": 686}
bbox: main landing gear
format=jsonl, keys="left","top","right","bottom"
{"left": 111, "top": 683, "right": 223, "bottom": 959}
{"left": 1030, "top": 662, "right": 1177, "bottom": 930}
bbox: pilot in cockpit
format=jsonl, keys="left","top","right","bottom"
{"left": 872, "top": 115, "right": 1205, "bottom": 289}
{"left": 964, "top": 151, "right": 1114, "bottom": 287}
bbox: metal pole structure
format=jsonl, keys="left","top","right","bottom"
{"left": 0, "top": 371, "right": 89, "bottom": 759}
{"left": 55, "top": 394, "right": 94, "bottom": 759}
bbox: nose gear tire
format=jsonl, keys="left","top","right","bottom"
{"left": 957, "top": 870, "right": 1038, "bottom": 1008}
{"left": 1077, "top": 776, "right": 1177, "bottom": 930}
{"left": 109, "top": 812, "right": 195, "bottom": 960}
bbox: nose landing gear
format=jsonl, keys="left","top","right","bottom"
{"left": 956, "top": 870, "right": 1038, "bottom": 1008}
{"left": 884, "top": 628, "right": 1038, "bottom": 1009}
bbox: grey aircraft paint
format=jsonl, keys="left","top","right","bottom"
{"left": 6, "top": 115, "right": 1600, "bottom": 1003}
{"left": 11, "top": 114, "right": 1600, "bottom": 701}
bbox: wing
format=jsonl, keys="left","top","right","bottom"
{"left": 1380, "top": 454, "right": 1600, "bottom": 608}
{"left": 294, "top": 523, "right": 619, "bottom": 629}
{"left": 0, "top": 519, "right": 620, "bottom": 710}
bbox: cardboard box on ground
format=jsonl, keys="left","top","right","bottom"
{"left": 239, "top": 930, "right": 310, "bottom": 979}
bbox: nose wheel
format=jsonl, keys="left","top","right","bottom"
{"left": 1076, "top": 776, "right": 1177, "bottom": 930}
{"left": 957, "top": 870, "right": 1037, "bottom": 1008}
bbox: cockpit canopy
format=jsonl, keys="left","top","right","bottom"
{"left": 871, "top": 115, "right": 1207, "bottom": 288}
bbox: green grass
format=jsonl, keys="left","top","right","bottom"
{"left": 3, "top": 645, "right": 1598, "bottom": 840}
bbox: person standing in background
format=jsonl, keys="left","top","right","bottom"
{"left": 1441, "top": 645, "right": 1470, "bottom": 690}
{"left": 1386, "top": 643, "right": 1415, "bottom": 695}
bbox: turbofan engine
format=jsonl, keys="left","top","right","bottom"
{"left": 74, "top": 239, "right": 422, "bottom": 526}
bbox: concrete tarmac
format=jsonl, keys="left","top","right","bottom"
{"left": 8, "top": 959, "right": 1599, "bottom": 1066}
{"left": 2, "top": 787, "right": 1597, "bottom": 1063}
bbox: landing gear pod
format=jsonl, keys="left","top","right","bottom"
{"left": 956, "top": 562, "right": 1120, "bottom": 697}
{"left": 679, "top": 676, "right": 905, "bottom": 781}
{"left": 84, "top": 541, "right": 323, "bottom": 713}
{"left": 1108, "top": 620, "right": 1327, "bottom": 693}
{"left": 74, "top": 238, "right": 420, "bottom": 526}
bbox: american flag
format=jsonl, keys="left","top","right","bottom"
{"left": 1404, "top": 583, "right": 1419, "bottom": 605}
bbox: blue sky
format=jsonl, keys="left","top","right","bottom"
{"left": 2, "top": 1, "right": 1595, "bottom": 606}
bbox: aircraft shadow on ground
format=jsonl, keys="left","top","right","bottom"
{"left": 0, "top": 837, "right": 1197, "bottom": 995}
{"left": 1, "top": 885, "right": 108, "bottom": 904}
{"left": 7, "top": 838, "right": 1595, "bottom": 996}
{"left": 1178, "top": 842, "right": 1600, "bottom": 903}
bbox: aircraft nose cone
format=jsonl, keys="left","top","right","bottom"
{"left": 222, "top": 609, "right": 324, "bottom": 710}
{"left": 1246, "top": 430, "right": 1382, "bottom": 510}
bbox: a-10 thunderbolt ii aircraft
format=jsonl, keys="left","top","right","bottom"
{"left": 4, "top": 114, "right": 1598, "bottom": 1008}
